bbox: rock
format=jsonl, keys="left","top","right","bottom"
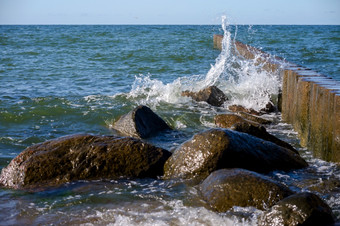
{"left": 260, "top": 101, "right": 276, "bottom": 113}
{"left": 163, "top": 129, "right": 308, "bottom": 180}
{"left": 112, "top": 105, "right": 171, "bottom": 139}
{"left": 0, "top": 134, "right": 172, "bottom": 189}
{"left": 228, "top": 104, "right": 261, "bottom": 115}
{"left": 181, "top": 86, "right": 227, "bottom": 107}
{"left": 199, "top": 169, "right": 293, "bottom": 212}
{"left": 231, "top": 122, "right": 299, "bottom": 154}
{"left": 214, "top": 114, "right": 259, "bottom": 129}
{"left": 237, "top": 111, "right": 272, "bottom": 124}
{"left": 258, "top": 192, "right": 335, "bottom": 226}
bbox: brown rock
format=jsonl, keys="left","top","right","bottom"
{"left": 237, "top": 111, "right": 272, "bottom": 124}
{"left": 182, "top": 86, "right": 227, "bottom": 107}
{"left": 113, "top": 105, "right": 171, "bottom": 139}
{"left": 163, "top": 129, "right": 308, "bottom": 181}
{"left": 258, "top": 192, "right": 335, "bottom": 226}
{"left": 0, "top": 134, "right": 172, "bottom": 190}
{"left": 214, "top": 114, "right": 259, "bottom": 128}
{"left": 228, "top": 104, "right": 261, "bottom": 115}
{"left": 199, "top": 169, "right": 293, "bottom": 212}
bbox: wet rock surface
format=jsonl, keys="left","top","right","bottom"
{"left": 214, "top": 114, "right": 259, "bottom": 128}
{"left": 163, "top": 129, "right": 308, "bottom": 180}
{"left": 112, "top": 105, "right": 171, "bottom": 139}
{"left": 228, "top": 104, "right": 261, "bottom": 115}
{"left": 258, "top": 192, "right": 335, "bottom": 226}
{"left": 260, "top": 101, "right": 276, "bottom": 113}
{"left": 0, "top": 134, "right": 171, "bottom": 190}
{"left": 230, "top": 122, "right": 298, "bottom": 154}
{"left": 199, "top": 169, "right": 294, "bottom": 212}
{"left": 236, "top": 111, "right": 272, "bottom": 124}
{"left": 181, "top": 86, "right": 227, "bottom": 107}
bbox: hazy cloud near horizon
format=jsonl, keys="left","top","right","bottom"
{"left": 0, "top": 0, "right": 339, "bottom": 25}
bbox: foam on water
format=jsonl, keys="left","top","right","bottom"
{"left": 128, "top": 16, "right": 280, "bottom": 111}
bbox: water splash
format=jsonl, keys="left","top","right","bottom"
{"left": 128, "top": 16, "right": 280, "bottom": 111}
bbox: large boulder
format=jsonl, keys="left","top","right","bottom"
{"left": 0, "top": 134, "right": 172, "bottom": 189}
{"left": 181, "top": 86, "right": 227, "bottom": 107}
{"left": 230, "top": 122, "right": 298, "bottom": 154}
{"left": 199, "top": 169, "right": 293, "bottom": 212}
{"left": 258, "top": 192, "right": 335, "bottom": 226}
{"left": 112, "top": 105, "right": 171, "bottom": 139}
{"left": 214, "top": 114, "right": 259, "bottom": 128}
{"left": 163, "top": 129, "right": 308, "bottom": 180}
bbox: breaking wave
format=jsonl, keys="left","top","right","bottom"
{"left": 128, "top": 16, "right": 280, "bottom": 111}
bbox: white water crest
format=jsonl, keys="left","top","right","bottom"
{"left": 128, "top": 16, "right": 280, "bottom": 111}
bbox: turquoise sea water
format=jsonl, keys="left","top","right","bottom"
{"left": 0, "top": 24, "right": 339, "bottom": 225}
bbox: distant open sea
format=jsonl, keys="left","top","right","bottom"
{"left": 0, "top": 24, "right": 339, "bottom": 225}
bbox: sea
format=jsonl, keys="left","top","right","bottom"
{"left": 0, "top": 17, "right": 339, "bottom": 225}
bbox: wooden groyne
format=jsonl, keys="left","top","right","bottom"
{"left": 214, "top": 34, "right": 340, "bottom": 163}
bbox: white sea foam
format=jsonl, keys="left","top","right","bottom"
{"left": 128, "top": 16, "right": 280, "bottom": 111}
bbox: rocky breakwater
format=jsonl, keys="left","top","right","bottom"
{"left": 163, "top": 127, "right": 333, "bottom": 224}
{"left": 0, "top": 104, "right": 334, "bottom": 224}
{"left": 214, "top": 34, "right": 340, "bottom": 163}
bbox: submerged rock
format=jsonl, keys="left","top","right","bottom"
{"left": 112, "top": 105, "right": 171, "bottom": 139}
{"left": 231, "top": 122, "right": 298, "bottom": 154}
{"left": 199, "top": 169, "right": 293, "bottom": 212}
{"left": 181, "top": 86, "right": 227, "bottom": 107}
{"left": 0, "top": 134, "right": 171, "bottom": 189}
{"left": 163, "top": 129, "right": 308, "bottom": 181}
{"left": 258, "top": 192, "right": 334, "bottom": 226}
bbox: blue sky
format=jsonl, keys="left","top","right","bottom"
{"left": 0, "top": 0, "right": 339, "bottom": 25}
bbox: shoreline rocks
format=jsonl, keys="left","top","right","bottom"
{"left": 112, "top": 105, "right": 171, "bottom": 139}
{"left": 0, "top": 134, "right": 171, "bottom": 190}
{"left": 199, "top": 169, "right": 294, "bottom": 212}
{"left": 163, "top": 128, "right": 308, "bottom": 181}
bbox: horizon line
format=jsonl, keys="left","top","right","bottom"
{"left": 0, "top": 23, "right": 339, "bottom": 26}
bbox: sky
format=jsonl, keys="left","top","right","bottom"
{"left": 0, "top": 0, "right": 339, "bottom": 25}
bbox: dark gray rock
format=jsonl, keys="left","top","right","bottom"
{"left": 199, "top": 168, "right": 293, "bottom": 212}
{"left": 258, "top": 192, "right": 335, "bottom": 226}
{"left": 260, "top": 101, "right": 276, "bottom": 113}
{"left": 182, "top": 86, "right": 227, "bottom": 107}
{"left": 113, "top": 105, "right": 171, "bottom": 139}
{"left": 163, "top": 129, "right": 308, "bottom": 181}
{"left": 231, "top": 121, "right": 299, "bottom": 154}
{"left": 0, "top": 134, "right": 171, "bottom": 190}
